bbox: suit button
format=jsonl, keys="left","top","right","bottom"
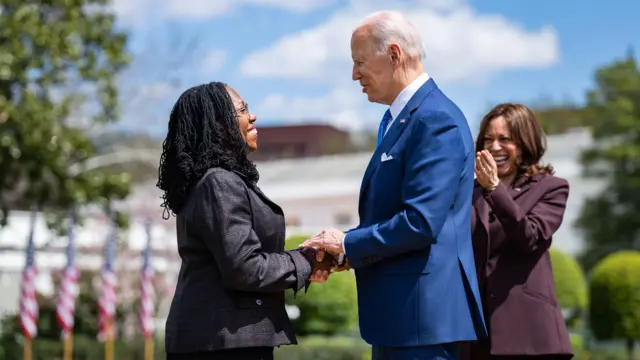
{"left": 490, "top": 293, "right": 496, "bottom": 298}
{"left": 256, "top": 299, "right": 262, "bottom": 306}
{"left": 489, "top": 213, "right": 496, "bottom": 223}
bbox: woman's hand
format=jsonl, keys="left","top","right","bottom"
{"left": 307, "top": 249, "right": 338, "bottom": 283}
{"left": 475, "top": 150, "right": 500, "bottom": 191}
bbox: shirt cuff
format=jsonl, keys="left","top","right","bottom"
{"left": 342, "top": 233, "right": 348, "bottom": 255}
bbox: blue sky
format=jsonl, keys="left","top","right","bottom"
{"left": 110, "top": 0, "right": 639, "bottom": 136}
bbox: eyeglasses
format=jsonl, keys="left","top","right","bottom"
{"left": 236, "top": 102, "right": 250, "bottom": 118}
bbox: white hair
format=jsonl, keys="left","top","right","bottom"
{"left": 357, "top": 10, "right": 425, "bottom": 61}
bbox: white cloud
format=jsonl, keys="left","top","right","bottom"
{"left": 244, "top": 0, "right": 338, "bottom": 13}
{"left": 242, "top": 0, "right": 560, "bottom": 130}
{"left": 240, "top": 2, "right": 559, "bottom": 83}
{"left": 200, "top": 50, "right": 228, "bottom": 75}
{"left": 110, "top": 0, "right": 335, "bottom": 25}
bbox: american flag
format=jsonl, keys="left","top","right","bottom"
{"left": 19, "top": 207, "right": 39, "bottom": 339}
{"left": 139, "top": 220, "right": 155, "bottom": 338}
{"left": 56, "top": 211, "right": 79, "bottom": 337}
{"left": 97, "top": 216, "right": 117, "bottom": 341}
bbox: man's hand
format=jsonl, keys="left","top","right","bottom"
{"left": 300, "top": 228, "right": 345, "bottom": 255}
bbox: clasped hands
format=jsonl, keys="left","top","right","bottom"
{"left": 299, "top": 228, "right": 351, "bottom": 283}
{"left": 475, "top": 150, "right": 500, "bottom": 191}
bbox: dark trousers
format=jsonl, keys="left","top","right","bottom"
{"left": 372, "top": 342, "right": 460, "bottom": 360}
{"left": 166, "top": 346, "right": 273, "bottom": 360}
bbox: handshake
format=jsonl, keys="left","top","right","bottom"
{"left": 299, "top": 228, "right": 351, "bottom": 283}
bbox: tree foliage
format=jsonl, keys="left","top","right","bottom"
{"left": 549, "top": 248, "right": 588, "bottom": 328}
{"left": 574, "top": 52, "right": 640, "bottom": 270}
{"left": 533, "top": 104, "right": 589, "bottom": 135}
{"left": 588, "top": 250, "right": 640, "bottom": 357}
{"left": 284, "top": 235, "right": 359, "bottom": 336}
{"left": 0, "top": 0, "right": 132, "bottom": 228}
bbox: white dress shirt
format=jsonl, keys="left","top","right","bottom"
{"left": 383, "top": 72, "right": 430, "bottom": 136}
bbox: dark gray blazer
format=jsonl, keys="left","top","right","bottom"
{"left": 164, "top": 167, "right": 314, "bottom": 354}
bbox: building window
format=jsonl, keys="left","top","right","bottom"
{"left": 335, "top": 213, "right": 351, "bottom": 226}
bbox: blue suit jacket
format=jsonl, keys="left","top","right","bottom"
{"left": 344, "top": 78, "right": 487, "bottom": 347}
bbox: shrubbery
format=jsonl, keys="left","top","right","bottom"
{"left": 275, "top": 336, "right": 370, "bottom": 360}
{"left": 589, "top": 250, "right": 640, "bottom": 356}
{"left": 550, "top": 248, "right": 588, "bottom": 328}
{"left": 284, "top": 235, "right": 359, "bottom": 336}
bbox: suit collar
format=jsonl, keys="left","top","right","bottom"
{"left": 231, "top": 169, "right": 283, "bottom": 214}
{"left": 389, "top": 73, "right": 430, "bottom": 120}
{"left": 473, "top": 173, "right": 544, "bottom": 230}
{"left": 473, "top": 173, "right": 542, "bottom": 191}
{"left": 358, "top": 78, "right": 439, "bottom": 202}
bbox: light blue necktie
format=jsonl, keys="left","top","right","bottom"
{"left": 376, "top": 109, "right": 392, "bottom": 148}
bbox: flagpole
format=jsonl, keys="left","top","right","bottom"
{"left": 59, "top": 209, "right": 78, "bottom": 360}
{"left": 63, "top": 332, "right": 73, "bottom": 360}
{"left": 100, "top": 208, "right": 117, "bottom": 360}
{"left": 145, "top": 336, "right": 154, "bottom": 360}
{"left": 21, "top": 206, "right": 39, "bottom": 360}
{"left": 23, "top": 337, "right": 31, "bottom": 360}
{"left": 141, "top": 218, "right": 155, "bottom": 360}
{"left": 105, "top": 320, "right": 114, "bottom": 360}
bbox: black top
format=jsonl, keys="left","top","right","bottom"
{"left": 164, "top": 167, "right": 314, "bottom": 354}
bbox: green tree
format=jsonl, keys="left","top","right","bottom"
{"left": 533, "top": 105, "right": 588, "bottom": 135}
{"left": 588, "top": 250, "right": 640, "bottom": 360}
{"left": 0, "top": 0, "right": 132, "bottom": 228}
{"left": 284, "top": 235, "right": 359, "bottom": 336}
{"left": 574, "top": 52, "right": 640, "bottom": 270}
{"left": 549, "top": 248, "right": 588, "bottom": 328}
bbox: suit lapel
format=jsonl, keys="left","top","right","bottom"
{"left": 232, "top": 170, "right": 284, "bottom": 215}
{"left": 251, "top": 184, "right": 284, "bottom": 214}
{"left": 359, "top": 113, "right": 407, "bottom": 199}
{"left": 358, "top": 79, "right": 438, "bottom": 201}
{"left": 508, "top": 175, "right": 539, "bottom": 200}
{"left": 473, "top": 174, "right": 542, "bottom": 233}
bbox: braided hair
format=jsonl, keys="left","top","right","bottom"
{"left": 156, "top": 81, "right": 259, "bottom": 219}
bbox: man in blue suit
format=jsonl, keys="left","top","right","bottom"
{"left": 301, "top": 9, "right": 487, "bottom": 360}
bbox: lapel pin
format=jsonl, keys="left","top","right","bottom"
{"left": 399, "top": 118, "right": 406, "bottom": 123}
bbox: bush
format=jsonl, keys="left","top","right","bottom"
{"left": 589, "top": 251, "right": 640, "bottom": 355}
{"left": 570, "top": 332, "right": 584, "bottom": 353}
{"left": 285, "top": 235, "right": 311, "bottom": 249}
{"left": 284, "top": 235, "right": 359, "bottom": 336}
{"left": 580, "top": 348, "right": 640, "bottom": 360}
{"left": 550, "top": 248, "right": 588, "bottom": 328}
{"left": 0, "top": 335, "right": 164, "bottom": 360}
{"left": 275, "top": 336, "right": 369, "bottom": 360}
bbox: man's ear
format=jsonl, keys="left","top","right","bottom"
{"left": 389, "top": 44, "right": 401, "bottom": 65}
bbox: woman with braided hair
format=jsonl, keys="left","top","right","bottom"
{"left": 158, "top": 82, "right": 334, "bottom": 360}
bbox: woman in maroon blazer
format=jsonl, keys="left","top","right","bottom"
{"left": 461, "top": 103, "right": 574, "bottom": 360}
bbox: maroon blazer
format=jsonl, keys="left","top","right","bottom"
{"left": 466, "top": 174, "right": 573, "bottom": 358}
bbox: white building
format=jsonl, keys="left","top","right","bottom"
{"left": 0, "top": 127, "right": 603, "bottom": 334}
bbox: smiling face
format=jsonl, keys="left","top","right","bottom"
{"left": 226, "top": 86, "right": 258, "bottom": 152}
{"left": 350, "top": 27, "right": 397, "bottom": 105}
{"left": 481, "top": 116, "right": 521, "bottom": 179}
